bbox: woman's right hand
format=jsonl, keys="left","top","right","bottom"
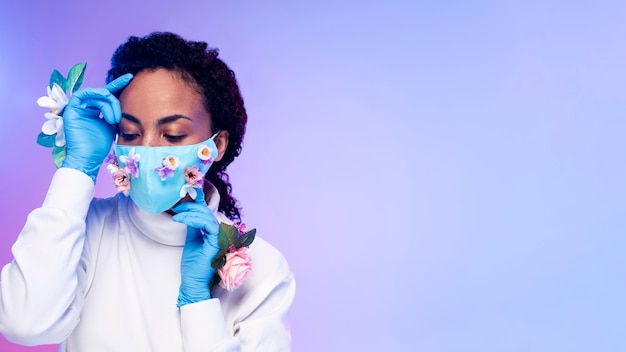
{"left": 61, "top": 74, "right": 133, "bottom": 182}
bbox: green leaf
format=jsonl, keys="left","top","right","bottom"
{"left": 49, "top": 69, "right": 66, "bottom": 91}
{"left": 218, "top": 223, "right": 239, "bottom": 249}
{"left": 66, "top": 62, "right": 87, "bottom": 93}
{"left": 37, "top": 132, "right": 56, "bottom": 148}
{"left": 237, "top": 228, "right": 256, "bottom": 248}
{"left": 211, "top": 253, "right": 227, "bottom": 270}
{"left": 52, "top": 146, "right": 66, "bottom": 168}
{"left": 217, "top": 227, "right": 229, "bottom": 250}
{"left": 209, "top": 273, "right": 221, "bottom": 292}
{"left": 224, "top": 224, "right": 239, "bottom": 244}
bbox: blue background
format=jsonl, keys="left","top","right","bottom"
{"left": 1, "top": 1, "right": 625, "bottom": 351}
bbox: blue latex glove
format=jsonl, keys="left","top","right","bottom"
{"left": 61, "top": 74, "right": 133, "bottom": 182}
{"left": 172, "top": 188, "right": 221, "bottom": 307}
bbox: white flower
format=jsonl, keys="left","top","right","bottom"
{"left": 162, "top": 155, "right": 180, "bottom": 169}
{"left": 37, "top": 84, "right": 69, "bottom": 115}
{"left": 197, "top": 145, "right": 213, "bottom": 161}
{"left": 179, "top": 184, "right": 198, "bottom": 200}
{"left": 41, "top": 112, "right": 66, "bottom": 147}
{"left": 106, "top": 163, "right": 119, "bottom": 174}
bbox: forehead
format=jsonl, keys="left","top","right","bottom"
{"left": 118, "top": 68, "right": 210, "bottom": 126}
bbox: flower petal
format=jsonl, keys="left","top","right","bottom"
{"left": 55, "top": 131, "right": 66, "bottom": 147}
{"left": 50, "top": 84, "right": 67, "bottom": 102}
{"left": 37, "top": 96, "right": 56, "bottom": 108}
{"left": 179, "top": 184, "right": 197, "bottom": 199}
{"left": 55, "top": 121, "right": 65, "bottom": 147}
{"left": 179, "top": 184, "right": 190, "bottom": 198}
{"left": 107, "top": 164, "right": 119, "bottom": 174}
{"left": 41, "top": 119, "right": 59, "bottom": 135}
{"left": 44, "top": 112, "right": 58, "bottom": 120}
{"left": 187, "top": 187, "right": 197, "bottom": 200}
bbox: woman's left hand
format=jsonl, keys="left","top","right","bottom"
{"left": 172, "top": 188, "right": 220, "bottom": 307}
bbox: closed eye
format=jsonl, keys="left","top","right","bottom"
{"left": 120, "top": 133, "right": 140, "bottom": 141}
{"left": 165, "top": 134, "right": 187, "bottom": 143}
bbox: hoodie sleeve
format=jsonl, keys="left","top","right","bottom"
{"left": 0, "top": 168, "right": 94, "bottom": 345}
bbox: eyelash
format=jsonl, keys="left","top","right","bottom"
{"left": 165, "top": 134, "right": 186, "bottom": 142}
{"left": 120, "top": 133, "right": 139, "bottom": 141}
{"left": 119, "top": 133, "right": 187, "bottom": 142}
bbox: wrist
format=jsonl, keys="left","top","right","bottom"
{"left": 177, "top": 287, "right": 212, "bottom": 308}
{"left": 61, "top": 157, "right": 102, "bottom": 183}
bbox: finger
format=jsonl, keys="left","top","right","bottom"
{"left": 105, "top": 73, "right": 133, "bottom": 93}
{"left": 171, "top": 212, "right": 219, "bottom": 235}
{"left": 172, "top": 212, "right": 203, "bottom": 228}
{"left": 194, "top": 187, "right": 206, "bottom": 204}
{"left": 100, "top": 101, "right": 121, "bottom": 125}
{"left": 172, "top": 213, "right": 217, "bottom": 234}
{"left": 202, "top": 232, "right": 220, "bottom": 251}
{"left": 106, "top": 93, "right": 122, "bottom": 124}
{"left": 172, "top": 201, "right": 210, "bottom": 214}
{"left": 71, "top": 88, "right": 122, "bottom": 125}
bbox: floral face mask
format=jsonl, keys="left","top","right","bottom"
{"left": 106, "top": 132, "right": 220, "bottom": 214}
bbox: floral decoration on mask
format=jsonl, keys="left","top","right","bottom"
{"left": 119, "top": 148, "right": 141, "bottom": 178}
{"left": 112, "top": 168, "right": 131, "bottom": 196}
{"left": 179, "top": 166, "right": 205, "bottom": 200}
{"left": 211, "top": 222, "right": 256, "bottom": 292}
{"left": 197, "top": 144, "right": 214, "bottom": 165}
{"left": 36, "top": 62, "right": 87, "bottom": 167}
{"left": 105, "top": 150, "right": 140, "bottom": 195}
{"left": 155, "top": 155, "right": 180, "bottom": 180}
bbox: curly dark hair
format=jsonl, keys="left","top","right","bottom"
{"left": 106, "top": 32, "right": 247, "bottom": 222}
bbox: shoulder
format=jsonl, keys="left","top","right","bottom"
{"left": 247, "top": 236, "right": 291, "bottom": 280}
{"left": 87, "top": 193, "right": 125, "bottom": 219}
{"left": 213, "top": 214, "right": 295, "bottom": 298}
{"left": 213, "top": 235, "right": 295, "bottom": 305}
{"left": 84, "top": 193, "right": 128, "bottom": 237}
{"left": 215, "top": 214, "right": 292, "bottom": 282}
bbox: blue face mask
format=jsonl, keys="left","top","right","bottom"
{"left": 111, "top": 133, "right": 219, "bottom": 214}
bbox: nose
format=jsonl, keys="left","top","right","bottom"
{"left": 142, "top": 133, "right": 158, "bottom": 147}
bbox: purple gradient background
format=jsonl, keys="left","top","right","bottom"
{"left": 1, "top": 1, "right": 626, "bottom": 351}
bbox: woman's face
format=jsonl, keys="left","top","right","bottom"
{"left": 117, "top": 68, "right": 212, "bottom": 147}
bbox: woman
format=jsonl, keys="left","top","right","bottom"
{"left": 0, "top": 32, "right": 295, "bottom": 351}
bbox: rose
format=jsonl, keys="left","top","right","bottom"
{"left": 218, "top": 247, "right": 252, "bottom": 291}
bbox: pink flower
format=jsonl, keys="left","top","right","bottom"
{"left": 218, "top": 247, "right": 252, "bottom": 291}
{"left": 234, "top": 222, "right": 248, "bottom": 235}
{"left": 184, "top": 166, "right": 204, "bottom": 188}
{"left": 113, "top": 167, "right": 131, "bottom": 196}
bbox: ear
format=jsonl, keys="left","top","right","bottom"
{"left": 214, "top": 130, "right": 230, "bottom": 162}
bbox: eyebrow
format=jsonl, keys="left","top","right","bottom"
{"left": 121, "top": 113, "right": 192, "bottom": 126}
